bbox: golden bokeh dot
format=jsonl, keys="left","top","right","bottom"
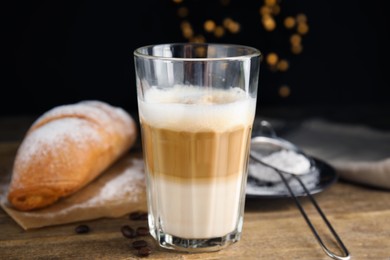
{"left": 204, "top": 20, "right": 216, "bottom": 32}
{"left": 223, "top": 17, "right": 233, "bottom": 28}
{"left": 181, "top": 21, "right": 193, "bottom": 39}
{"left": 177, "top": 7, "right": 188, "bottom": 18}
{"left": 195, "top": 46, "right": 207, "bottom": 57}
{"left": 227, "top": 21, "right": 241, "bottom": 33}
{"left": 214, "top": 26, "right": 225, "bottom": 38}
{"left": 266, "top": 52, "right": 279, "bottom": 66}
{"left": 290, "top": 34, "right": 302, "bottom": 46}
{"left": 207, "top": 46, "right": 217, "bottom": 57}
{"left": 265, "top": 0, "right": 277, "bottom": 7}
{"left": 279, "top": 85, "right": 291, "bottom": 98}
{"left": 284, "top": 16, "right": 296, "bottom": 29}
{"left": 296, "top": 13, "right": 307, "bottom": 23}
{"left": 183, "top": 28, "right": 193, "bottom": 39}
{"left": 291, "top": 45, "right": 303, "bottom": 54}
{"left": 262, "top": 15, "right": 276, "bottom": 31}
{"left": 172, "top": 0, "right": 183, "bottom": 4}
{"left": 181, "top": 21, "right": 191, "bottom": 29}
{"left": 297, "top": 23, "right": 309, "bottom": 35}
{"left": 277, "top": 59, "right": 289, "bottom": 71}
{"left": 259, "top": 6, "right": 272, "bottom": 16}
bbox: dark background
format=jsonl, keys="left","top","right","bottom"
{"left": 3, "top": 0, "right": 389, "bottom": 124}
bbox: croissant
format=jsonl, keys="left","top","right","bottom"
{"left": 7, "top": 100, "right": 137, "bottom": 211}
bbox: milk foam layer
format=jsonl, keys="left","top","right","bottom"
{"left": 139, "top": 85, "right": 256, "bottom": 131}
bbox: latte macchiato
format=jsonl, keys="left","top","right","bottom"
{"left": 138, "top": 85, "right": 256, "bottom": 239}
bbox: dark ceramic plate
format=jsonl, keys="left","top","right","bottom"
{"left": 246, "top": 157, "right": 338, "bottom": 199}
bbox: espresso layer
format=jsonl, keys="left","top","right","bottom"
{"left": 141, "top": 123, "right": 252, "bottom": 180}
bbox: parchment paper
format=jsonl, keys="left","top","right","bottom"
{"left": 0, "top": 154, "right": 147, "bottom": 230}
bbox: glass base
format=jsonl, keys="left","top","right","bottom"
{"left": 151, "top": 229, "right": 241, "bottom": 253}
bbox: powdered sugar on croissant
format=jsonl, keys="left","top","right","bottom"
{"left": 7, "top": 100, "right": 137, "bottom": 211}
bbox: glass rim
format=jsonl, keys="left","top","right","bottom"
{"left": 134, "top": 42, "right": 261, "bottom": 61}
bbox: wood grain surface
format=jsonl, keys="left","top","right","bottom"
{"left": 0, "top": 117, "right": 389, "bottom": 259}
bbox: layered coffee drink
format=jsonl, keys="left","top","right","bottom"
{"left": 138, "top": 85, "right": 256, "bottom": 241}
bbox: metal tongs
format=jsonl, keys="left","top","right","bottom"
{"left": 250, "top": 121, "right": 350, "bottom": 260}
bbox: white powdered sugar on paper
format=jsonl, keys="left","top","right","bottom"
{"left": 16, "top": 157, "right": 145, "bottom": 218}
{"left": 87, "top": 158, "right": 145, "bottom": 206}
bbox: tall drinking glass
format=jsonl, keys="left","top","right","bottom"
{"left": 134, "top": 43, "right": 261, "bottom": 252}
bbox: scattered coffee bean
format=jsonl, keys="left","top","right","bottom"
{"left": 138, "top": 246, "right": 152, "bottom": 257}
{"left": 139, "top": 212, "right": 148, "bottom": 221}
{"left": 132, "top": 240, "right": 148, "bottom": 249}
{"left": 136, "top": 227, "right": 150, "bottom": 236}
{"left": 129, "top": 211, "right": 141, "bottom": 220}
{"left": 75, "top": 224, "right": 90, "bottom": 234}
{"left": 129, "top": 211, "right": 148, "bottom": 220}
{"left": 121, "top": 225, "right": 136, "bottom": 238}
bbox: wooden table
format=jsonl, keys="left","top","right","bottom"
{"left": 0, "top": 116, "right": 389, "bottom": 259}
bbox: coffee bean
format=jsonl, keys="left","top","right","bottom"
{"left": 75, "top": 224, "right": 90, "bottom": 234}
{"left": 132, "top": 240, "right": 148, "bottom": 249}
{"left": 139, "top": 212, "right": 148, "bottom": 221}
{"left": 121, "top": 225, "right": 136, "bottom": 238}
{"left": 129, "top": 211, "right": 148, "bottom": 220}
{"left": 138, "top": 246, "right": 152, "bottom": 257}
{"left": 129, "top": 211, "right": 141, "bottom": 220}
{"left": 136, "top": 227, "right": 149, "bottom": 236}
